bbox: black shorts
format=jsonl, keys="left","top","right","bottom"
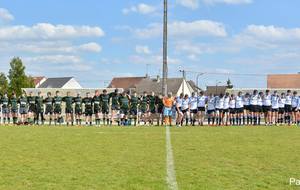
{"left": 207, "top": 109, "right": 215, "bottom": 115}
{"left": 292, "top": 107, "right": 298, "bottom": 112}
{"left": 244, "top": 105, "right": 250, "bottom": 111}
{"left": 216, "top": 108, "right": 223, "bottom": 112}
{"left": 176, "top": 107, "right": 182, "bottom": 112}
{"left": 111, "top": 105, "right": 120, "bottom": 111}
{"left": 222, "top": 109, "right": 229, "bottom": 113}
{"left": 198, "top": 107, "right": 205, "bottom": 111}
{"left": 130, "top": 108, "right": 138, "bottom": 115}
{"left": 257, "top": 106, "right": 263, "bottom": 113}
{"left": 11, "top": 109, "right": 18, "bottom": 113}
{"left": 148, "top": 107, "right": 156, "bottom": 114}
{"left": 140, "top": 107, "right": 148, "bottom": 114}
{"left": 45, "top": 107, "right": 53, "bottom": 115}
{"left": 236, "top": 108, "right": 244, "bottom": 113}
{"left": 229, "top": 108, "right": 236, "bottom": 114}
{"left": 85, "top": 109, "right": 93, "bottom": 116}
{"left": 120, "top": 108, "right": 130, "bottom": 115}
{"left": 75, "top": 109, "right": 82, "bottom": 115}
{"left": 36, "top": 108, "right": 43, "bottom": 113}
{"left": 94, "top": 108, "right": 101, "bottom": 114}
{"left": 263, "top": 106, "right": 272, "bottom": 112}
{"left": 190, "top": 109, "right": 197, "bottom": 114}
{"left": 54, "top": 108, "right": 61, "bottom": 114}
{"left": 102, "top": 107, "right": 109, "bottom": 114}
{"left": 157, "top": 107, "right": 164, "bottom": 114}
{"left": 272, "top": 108, "right": 279, "bottom": 112}
{"left": 250, "top": 105, "right": 258, "bottom": 112}
{"left": 285, "top": 105, "right": 292, "bottom": 113}
{"left": 65, "top": 108, "right": 73, "bottom": 114}
{"left": 181, "top": 109, "right": 189, "bottom": 114}
{"left": 28, "top": 106, "right": 36, "bottom": 113}
{"left": 278, "top": 108, "right": 285, "bottom": 114}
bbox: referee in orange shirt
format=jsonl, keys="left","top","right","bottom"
{"left": 163, "top": 92, "right": 175, "bottom": 126}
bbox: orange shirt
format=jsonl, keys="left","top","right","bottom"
{"left": 163, "top": 96, "right": 174, "bottom": 108}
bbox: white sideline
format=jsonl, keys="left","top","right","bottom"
{"left": 166, "top": 126, "right": 178, "bottom": 190}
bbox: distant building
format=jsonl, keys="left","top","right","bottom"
{"left": 107, "top": 77, "right": 145, "bottom": 94}
{"left": 38, "top": 77, "right": 83, "bottom": 89}
{"left": 204, "top": 86, "right": 227, "bottom": 96}
{"left": 268, "top": 73, "right": 300, "bottom": 89}
{"left": 187, "top": 80, "right": 202, "bottom": 94}
{"left": 28, "top": 76, "right": 46, "bottom": 88}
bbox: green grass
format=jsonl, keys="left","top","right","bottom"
{"left": 0, "top": 124, "right": 300, "bottom": 189}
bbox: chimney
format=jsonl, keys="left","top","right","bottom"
{"left": 156, "top": 75, "right": 160, "bottom": 83}
{"left": 146, "top": 74, "right": 149, "bottom": 78}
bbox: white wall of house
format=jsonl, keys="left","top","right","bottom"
{"left": 62, "top": 78, "right": 83, "bottom": 89}
{"left": 35, "top": 78, "right": 47, "bottom": 88}
{"left": 177, "top": 79, "right": 192, "bottom": 96}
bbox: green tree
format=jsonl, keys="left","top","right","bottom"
{"left": 226, "top": 78, "right": 234, "bottom": 89}
{"left": 0, "top": 72, "right": 9, "bottom": 95}
{"left": 28, "top": 75, "right": 36, "bottom": 88}
{"left": 8, "top": 57, "right": 32, "bottom": 96}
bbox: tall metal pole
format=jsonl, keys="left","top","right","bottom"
{"left": 182, "top": 70, "right": 185, "bottom": 94}
{"left": 162, "top": 0, "right": 167, "bottom": 96}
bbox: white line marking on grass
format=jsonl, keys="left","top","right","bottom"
{"left": 166, "top": 126, "right": 178, "bottom": 190}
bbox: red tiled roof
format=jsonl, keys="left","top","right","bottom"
{"left": 107, "top": 77, "right": 145, "bottom": 93}
{"left": 28, "top": 76, "right": 46, "bottom": 86}
{"left": 268, "top": 74, "right": 300, "bottom": 89}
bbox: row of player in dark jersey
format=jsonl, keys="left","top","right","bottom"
{"left": 173, "top": 90, "right": 300, "bottom": 126}
{"left": 0, "top": 89, "right": 167, "bottom": 126}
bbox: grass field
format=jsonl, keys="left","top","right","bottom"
{"left": 0, "top": 124, "right": 300, "bottom": 189}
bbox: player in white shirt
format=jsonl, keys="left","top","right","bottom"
{"left": 257, "top": 91, "right": 264, "bottom": 125}
{"left": 284, "top": 90, "right": 293, "bottom": 125}
{"left": 181, "top": 94, "right": 190, "bottom": 126}
{"left": 189, "top": 92, "right": 198, "bottom": 126}
{"left": 249, "top": 90, "right": 260, "bottom": 125}
{"left": 271, "top": 91, "right": 280, "bottom": 126}
{"left": 243, "top": 92, "right": 251, "bottom": 125}
{"left": 235, "top": 91, "right": 244, "bottom": 126}
{"left": 197, "top": 91, "right": 206, "bottom": 126}
{"left": 229, "top": 94, "right": 236, "bottom": 125}
{"left": 291, "top": 91, "right": 299, "bottom": 126}
{"left": 278, "top": 92, "right": 286, "bottom": 125}
{"left": 222, "top": 92, "right": 230, "bottom": 126}
{"left": 215, "top": 93, "right": 225, "bottom": 126}
{"left": 175, "top": 93, "right": 184, "bottom": 126}
{"left": 262, "top": 90, "right": 272, "bottom": 125}
{"left": 206, "top": 93, "right": 216, "bottom": 126}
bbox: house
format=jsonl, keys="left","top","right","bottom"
{"left": 268, "top": 73, "right": 300, "bottom": 89}
{"left": 28, "top": 76, "right": 46, "bottom": 88}
{"left": 135, "top": 76, "right": 192, "bottom": 96}
{"left": 187, "top": 80, "right": 202, "bottom": 93}
{"left": 204, "top": 86, "right": 227, "bottom": 96}
{"left": 107, "top": 77, "right": 145, "bottom": 94}
{"left": 38, "top": 77, "right": 83, "bottom": 89}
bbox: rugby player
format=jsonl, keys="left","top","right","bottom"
{"left": 257, "top": 92, "right": 264, "bottom": 125}
{"left": 62, "top": 91, "right": 74, "bottom": 126}
{"left": 215, "top": 93, "right": 224, "bottom": 126}
{"left": 109, "top": 89, "right": 121, "bottom": 126}
{"left": 35, "top": 92, "right": 44, "bottom": 125}
{"left": 197, "top": 91, "right": 206, "bottom": 126}
{"left": 243, "top": 92, "right": 250, "bottom": 125}
{"left": 100, "top": 90, "right": 110, "bottom": 126}
{"left": 53, "top": 91, "right": 63, "bottom": 126}
{"left": 189, "top": 92, "right": 198, "bottom": 126}
{"left": 223, "top": 92, "right": 230, "bottom": 126}
{"left": 206, "top": 93, "right": 216, "bottom": 126}
{"left": 140, "top": 91, "right": 149, "bottom": 126}
{"left": 163, "top": 92, "right": 175, "bottom": 126}
{"left": 129, "top": 91, "right": 139, "bottom": 126}
{"left": 44, "top": 92, "right": 54, "bottom": 126}
{"left": 262, "top": 90, "right": 272, "bottom": 126}
{"left": 271, "top": 91, "right": 280, "bottom": 126}
{"left": 27, "top": 91, "right": 36, "bottom": 123}
{"left": 148, "top": 91, "right": 157, "bottom": 126}
{"left": 1, "top": 92, "right": 10, "bottom": 124}
{"left": 92, "top": 90, "right": 101, "bottom": 126}
{"left": 181, "top": 94, "right": 190, "bottom": 126}
{"left": 291, "top": 91, "right": 299, "bottom": 126}
{"left": 235, "top": 91, "right": 244, "bottom": 126}
{"left": 284, "top": 90, "right": 293, "bottom": 125}
{"left": 119, "top": 92, "right": 131, "bottom": 126}
{"left": 156, "top": 93, "right": 164, "bottom": 126}
{"left": 83, "top": 92, "right": 93, "bottom": 126}
{"left": 278, "top": 93, "right": 286, "bottom": 125}
{"left": 73, "top": 92, "right": 83, "bottom": 126}
{"left": 10, "top": 92, "right": 19, "bottom": 125}
{"left": 18, "top": 91, "right": 28, "bottom": 123}
{"left": 229, "top": 94, "right": 236, "bottom": 125}
{"left": 175, "top": 93, "right": 184, "bottom": 127}
{"left": 249, "top": 90, "right": 259, "bottom": 126}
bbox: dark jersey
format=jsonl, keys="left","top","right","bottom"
{"left": 27, "top": 96, "right": 36, "bottom": 107}
{"left": 83, "top": 97, "right": 93, "bottom": 110}
{"left": 92, "top": 95, "right": 101, "bottom": 109}
{"left": 148, "top": 95, "right": 157, "bottom": 108}
{"left": 10, "top": 98, "right": 18, "bottom": 109}
{"left": 53, "top": 96, "right": 63, "bottom": 109}
{"left": 44, "top": 97, "right": 54, "bottom": 108}
{"left": 156, "top": 97, "right": 164, "bottom": 108}
{"left": 119, "top": 96, "right": 130, "bottom": 109}
{"left": 18, "top": 97, "right": 28, "bottom": 107}
{"left": 73, "top": 97, "right": 82, "bottom": 110}
{"left": 140, "top": 96, "right": 149, "bottom": 109}
{"left": 1, "top": 97, "right": 9, "bottom": 108}
{"left": 130, "top": 97, "right": 140, "bottom": 109}
{"left": 100, "top": 94, "right": 110, "bottom": 108}
{"left": 109, "top": 92, "right": 121, "bottom": 105}
{"left": 35, "top": 96, "right": 44, "bottom": 109}
{"left": 62, "top": 96, "right": 74, "bottom": 109}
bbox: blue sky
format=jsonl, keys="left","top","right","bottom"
{"left": 1, "top": 0, "right": 300, "bottom": 89}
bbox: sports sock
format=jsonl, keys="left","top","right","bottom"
{"left": 125, "top": 119, "right": 128, "bottom": 125}
{"left": 79, "top": 119, "right": 82, "bottom": 125}
{"left": 107, "top": 119, "right": 109, "bottom": 125}
{"left": 169, "top": 116, "right": 172, "bottom": 125}
{"left": 258, "top": 117, "right": 261, "bottom": 125}
{"left": 230, "top": 118, "right": 232, "bottom": 125}
{"left": 239, "top": 118, "right": 242, "bottom": 125}
{"left": 55, "top": 119, "right": 57, "bottom": 125}
{"left": 4, "top": 118, "right": 6, "bottom": 124}
{"left": 165, "top": 117, "right": 168, "bottom": 124}
{"left": 250, "top": 117, "right": 253, "bottom": 124}
{"left": 212, "top": 117, "right": 215, "bottom": 124}
{"left": 186, "top": 118, "right": 189, "bottom": 125}
{"left": 28, "top": 118, "right": 30, "bottom": 122}
{"left": 233, "top": 118, "right": 235, "bottom": 125}
{"left": 247, "top": 116, "right": 250, "bottom": 125}
{"left": 208, "top": 118, "right": 211, "bottom": 125}
{"left": 243, "top": 116, "right": 245, "bottom": 125}
{"left": 8, "top": 117, "right": 10, "bottom": 124}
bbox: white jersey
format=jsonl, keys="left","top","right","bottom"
{"left": 197, "top": 95, "right": 206, "bottom": 107}
{"left": 215, "top": 96, "right": 224, "bottom": 109}
{"left": 235, "top": 95, "right": 244, "bottom": 108}
{"left": 181, "top": 98, "right": 190, "bottom": 110}
{"left": 189, "top": 96, "right": 198, "bottom": 110}
{"left": 249, "top": 94, "right": 258, "bottom": 105}
{"left": 278, "top": 98, "right": 286, "bottom": 108}
{"left": 229, "top": 99, "right": 236, "bottom": 108}
{"left": 206, "top": 96, "right": 215, "bottom": 110}
{"left": 285, "top": 94, "right": 292, "bottom": 105}
{"left": 271, "top": 95, "right": 280, "bottom": 109}
{"left": 257, "top": 96, "right": 263, "bottom": 106}
{"left": 223, "top": 96, "right": 230, "bottom": 109}
{"left": 292, "top": 96, "right": 299, "bottom": 108}
{"left": 262, "top": 94, "right": 272, "bottom": 106}
{"left": 243, "top": 95, "right": 250, "bottom": 106}
{"left": 176, "top": 97, "right": 182, "bottom": 107}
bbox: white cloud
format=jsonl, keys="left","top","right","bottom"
{"left": 129, "top": 55, "right": 183, "bottom": 65}
{"left": 0, "top": 8, "right": 14, "bottom": 24}
{"left": 177, "top": 0, "right": 252, "bottom": 9}
{"left": 135, "top": 45, "right": 152, "bottom": 54}
{"left": 203, "top": 0, "right": 253, "bottom": 5}
{"left": 133, "top": 20, "right": 227, "bottom": 39}
{"left": 122, "top": 4, "right": 157, "bottom": 14}
{"left": 187, "top": 54, "right": 201, "bottom": 61}
{"left": 177, "top": 0, "right": 200, "bottom": 10}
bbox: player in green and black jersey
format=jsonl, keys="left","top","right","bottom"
{"left": 44, "top": 92, "right": 54, "bottom": 126}
{"left": 18, "top": 91, "right": 28, "bottom": 123}
{"left": 27, "top": 91, "right": 36, "bottom": 123}
{"left": 53, "top": 91, "right": 63, "bottom": 126}
{"left": 1, "top": 92, "right": 10, "bottom": 124}
{"left": 148, "top": 91, "right": 157, "bottom": 126}
{"left": 93, "top": 90, "right": 101, "bottom": 126}
{"left": 35, "top": 91, "right": 44, "bottom": 125}
{"left": 100, "top": 89, "right": 110, "bottom": 125}
{"left": 10, "top": 92, "right": 19, "bottom": 125}
{"left": 62, "top": 91, "right": 74, "bottom": 126}
{"left": 109, "top": 89, "right": 121, "bottom": 126}
{"left": 73, "top": 92, "right": 83, "bottom": 126}
{"left": 0, "top": 93, "right": 1, "bottom": 125}
{"left": 83, "top": 92, "right": 93, "bottom": 126}
{"left": 156, "top": 93, "right": 164, "bottom": 126}
{"left": 140, "top": 91, "right": 149, "bottom": 126}
{"left": 129, "top": 91, "right": 140, "bottom": 126}
{"left": 119, "top": 92, "right": 131, "bottom": 126}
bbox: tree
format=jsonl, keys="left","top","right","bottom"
{"left": 8, "top": 57, "right": 32, "bottom": 96}
{"left": 226, "top": 78, "right": 233, "bottom": 89}
{"left": 0, "top": 72, "right": 9, "bottom": 95}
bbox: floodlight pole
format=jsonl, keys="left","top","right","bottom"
{"left": 162, "top": 0, "right": 168, "bottom": 96}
